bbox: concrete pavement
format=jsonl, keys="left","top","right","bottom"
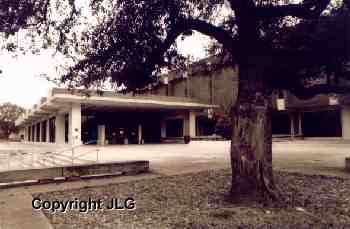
{"left": 0, "top": 140, "right": 350, "bottom": 228}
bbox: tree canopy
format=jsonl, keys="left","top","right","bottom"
{"left": 0, "top": 103, "right": 25, "bottom": 139}
{"left": 1, "top": 0, "right": 349, "bottom": 95}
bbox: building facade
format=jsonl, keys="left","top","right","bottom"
{"left": 137, "top": 58, "right": 350, "bottom": 140}
{"left": 16, "top": 57, "right": 350, "bottom": 144}
{"left": 16, "top": 88, "right": 216, "bottom": 146}
{"left": 272, "top": 92, "right": 350, "bottom": 139}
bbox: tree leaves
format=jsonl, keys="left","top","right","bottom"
{"left": 0, "top": 103, "right": 25, "bottom": 139}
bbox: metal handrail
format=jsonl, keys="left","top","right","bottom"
{"left": 51, "top": 139, "right": 98, "bottom": 155}
{"left": 1, "top": 140, "right": 101, "bottom": 171}
{"left": 42, "top": 139, "right": 100, "bottom": 166}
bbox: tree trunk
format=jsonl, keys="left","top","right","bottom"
{"left": 230, "top": 64, "right": 278, "bottom": 200}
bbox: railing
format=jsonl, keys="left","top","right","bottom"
{"left": 38, "top": 140, "right": 100, "bottom": 166}
{"left": 0, "top": 140, "right": 101, "bottom": 172}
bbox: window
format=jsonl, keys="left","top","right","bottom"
{"left": 41, "top": 120, "right": 47, "bottom": 142}
{"left": 166, "top": 119, "right": 183, "bottom": 137}
{"left": 64, "top": 114, "right": 69, "bottom": 143}
{"left": 31, "top": 125, "right": 35, "bottom": 142}
{"left": 36, "top": 123, "right": 40, "bottom": 142}
{"left": 49, "top": 117, "right": 56, "bottom": 143}
{"left": 28, "top": 126, "right": 31, "bottom": 141}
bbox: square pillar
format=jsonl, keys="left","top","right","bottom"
{"left": 298, "top": 112, "right": 302, "bottom": 136}
{"left": 183, "top": 111, "right": 196, "bottom": 140}
{"left": 24, "top": 126, "right": 28, "bottom": 142}
{"left": 55, "top": 114, "right": 66, "bottom": 144}
{"left": 46, "top": 119, "right": 50, "bottom": 143}
{"left": 160, "top": 120, "right": 166, "bottom": 138}
{"left": 290, "top": 113, "right": 295, "bottom": 140}
{"left": 69, "top": 103, "right": 82, "bottom": 146}
{"left": 138, "top": 124, "right": 143, "bottom": 144}
{"left": 97, "top": 125, "right": 106, "bottom": 146}
{"left": 341, "top": 106, "right": 350, "bottom": 140}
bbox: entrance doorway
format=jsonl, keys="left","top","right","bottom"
{"left": 302, "top": 110, "right": 342, "bottom": 137}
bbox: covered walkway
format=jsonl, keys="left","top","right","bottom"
{"left": 15, "top": 88, "right": 216, "bottom": 147}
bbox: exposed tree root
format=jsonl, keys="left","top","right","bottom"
{"left": 230, "top": 159, "right": 283, "bottom": 205}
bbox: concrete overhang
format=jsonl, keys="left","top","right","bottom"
{"left": 15, "top": 88, "right": 218, "bottom": 127}
{"left": 51, "top": 93, "right": 217, "bottom": 111}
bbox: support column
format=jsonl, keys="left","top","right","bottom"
{"left": 138, "top": 124, "right": 143, "bottom": 144}
{"left": 97, "top": 125, "right": 106, "bottom": 146}
{"left": 341, "top": 106, "right": 350, "bottom": 140}
{"left": 298, "top": 112, "right": 302, "bottom": 136}
{"left": 69, "top": 103, "right": 82, "bottom": 146}
{"left": 160, "top": 119, "right": 166, "bottom": 139}
{"left": 183, "top": 111, "right": 196, "bottom": 143}
{"left": 290, "top": 113, "right": 295, "bottom": 140}
{"left": 55, "top": 114, "right": 66, "bottom": 144}
{"left": 46, "top": 119, "right": 50, "bottom": 143}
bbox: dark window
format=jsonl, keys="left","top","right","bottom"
{"left": 64, "top": 114, "right": 69, "bottom": 143}
{"left": 49, "top": 117, "right": 56, "bottom": 143}
{"left": 303, "top": 110, "right": 342, "bottom": 137}
{"left": 36, "top": 123, "right": 40, "bottom": 142}
{"left": 166, "top": 119, "right": 183, "bottom": 137}
{"left": 196, "top": 116, "right": 215, "bottom": 136}
{"left": 41, "top": 120, "right": 47, "bottom": 142}
{"left": 272, "top": 112, "right": 290, "bottom": 135}
{"left": 31, "top": 125, "right": 35, "bottom": 142}
{"left": 28, "top": 126, "right": 31, "bottom": 141}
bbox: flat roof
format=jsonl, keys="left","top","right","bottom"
{"left": 16, "top": 88, "right": 217, "bottom": 126}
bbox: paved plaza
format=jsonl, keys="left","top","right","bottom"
{"left": 0, "top": 140, "right": 349, "bottom": 229}
{"left": 0, "top": 140, "right": 349, "bottom": 177}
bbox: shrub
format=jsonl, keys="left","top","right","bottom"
{"left": 214, "top": 116, "right": 232, "bottom": 140}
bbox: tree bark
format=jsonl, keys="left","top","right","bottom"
{"left": 230, "top": 64, "right": 278, "bottom": 200}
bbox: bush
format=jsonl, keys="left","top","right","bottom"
{"left": 214, "top": 116, "right": 232, "bottom": 140}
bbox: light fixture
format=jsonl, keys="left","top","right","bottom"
{"left": 329, "top": 94, "right": 339, "bottom": 106}
{"left": 276, "top": 98, "right": 286, "bottom": 111}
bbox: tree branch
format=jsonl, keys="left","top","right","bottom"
{"left": 179, "top": 18, "right": 238, "bottom": 54}
{"left": 290, "top": 84, "right": 350, "bottom": 99}
{"left": 255, "top": 0, "right": 331, "bottom": 20}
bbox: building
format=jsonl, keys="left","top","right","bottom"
{"left": 15, "top": 57, "right": 350, "bottom": 144}
{"left": 15, "top": 88, "right": 216, "bottom": 146}
{"left": 272, "top": 92, "right": 350, "bottom": 139}
{"left": 137, "top": 57, "right": 350, "bottom": 140}
{"left": 138, "top": 56, "right": 238, "bottom": 136}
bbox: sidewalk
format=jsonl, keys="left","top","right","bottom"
{"left": 0, "top": 189, "right": 52, "bottom": 229}
{"left": 0, "top": 172, "right": 162, "bottom": 229}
